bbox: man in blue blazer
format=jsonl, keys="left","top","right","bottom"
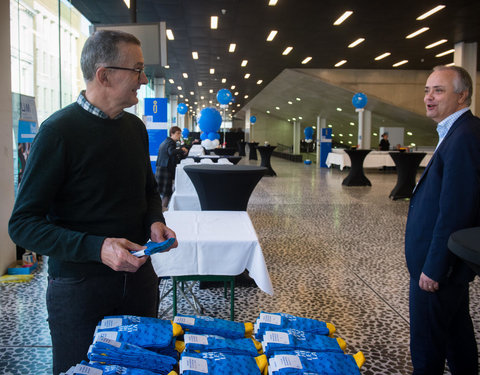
{"left": 405, "top": 65, "right": 480, "bottom": 374}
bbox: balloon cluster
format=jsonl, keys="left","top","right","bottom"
{"left": 352, "top": 93, "right": 368, "bottom": 109}
{"left": 304, "top": 126, "right": 314, "bottom": 143}
{"left": 181, "top": 128, "right": 189, "bottom": 138}
{"left": 198, "top": 107, "right": 222, "bottom": 149}
{"left": 216, "top": 89, "right": 233, "bottom": 105}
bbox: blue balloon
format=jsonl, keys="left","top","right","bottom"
{"left": 177, "top": 102, "right": 188, "bottom": 115}
{"left": 216, "top": 89, "right": 233, "bottom": 105}
{"left": 200, "top": 132, "right": 208, "bottom": 141}
{"left": 304, "top": 160, "right": 312, "bottom": 165}
{"left": 182, "top": 128, "right": 190, "bottom": 138}
{"left": 304, "top": 126, "right": 314, "bottom": 139}
{"left": 215, "top": 132, "right": 220, "bottom": 140}
{"left": 208, "top": 132, "right": 217, "bottom": 141}
{"left": 250, "top": 116, "right": 257, "bottom": 124}
{"left": 198, "top": 107, "right": 222, "bottom": 134}
{"left": 352, "top": 93, "right": 368, "bottom": 109}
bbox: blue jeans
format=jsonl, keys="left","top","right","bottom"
{"left": 46, "top": 261, "right": 158, "bottom": 375}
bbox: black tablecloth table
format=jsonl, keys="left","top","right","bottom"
{"left": 448, "top": 227, "right": 480, "bottom": 275}
{"left": 257, "top": 145, "right": 277, "bottom": 176}
{"left": 247, "top": 142, "right": 259, "bottom": 160}
{"left": 226, "top": 156, "right": 242, "bottom": 165}
{"left": 342, "top": 149, "right": 372, "bottom": 186}
{"left": 237, "top": 141, "right": 247, "bottom": 156}
{"left": 187, "top": 155, "right": 241, "bottom": 164}
{"left": 388, "top": 152, "right": 426, "bottom": 200}
{"left": 183, "top": 165, "right": 267, "bottom": 210}
{"left": 213, "top": 147, "right": 237, "bottom": 156}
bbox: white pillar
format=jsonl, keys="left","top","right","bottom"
{"left": 154, "top": 77, "right": 165, "bottom": 98}
{"left": 293, "top": 121, "right": 301, "bottom": 154}
{"left": 245, "top": 108, "right": 251, "bottom": 142}
{"left": 170, "top": 95, "right": 178, "bottom": 128}
{"left": 0, "top": 0, "right": 15, "bottom": 273}
{"left": 363, "top": 109, "right": 372, "bottom": 149}
{"left": 356, "top": 108, "right": 364, "bottom": 148}
{"left": 454, "top": 41, "right": 477, "bottom": 115}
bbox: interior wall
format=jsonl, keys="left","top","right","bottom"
{"left": 247, "top": 112, "right": 293, "bottom": 146}
{"left": 0, "top": 0, "right": 15, "bottom": 274}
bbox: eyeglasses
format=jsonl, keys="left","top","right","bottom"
{"left": 104, "top": 66, "right": 145, "bottom": 81}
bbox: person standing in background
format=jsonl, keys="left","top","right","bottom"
{"left": 155, "top": 126, "right": 188, "bottom": 209}
{"left": 405, "top": 65, "right": 480, "bottom": 374}
{"left": 379, "top": 132, "right": 390, "bottom": 150}
{"left": 9, "top": 30, "right": 178, "bottom": 374}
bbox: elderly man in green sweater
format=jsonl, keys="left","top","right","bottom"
{"left": 9, "top": 30, "right": 177, "bottom": 375}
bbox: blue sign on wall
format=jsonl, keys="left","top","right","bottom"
{"left": 320, "top": 128, "right": 332, "bottom": 168}
{"left": 144, "top": 98, "right": 168, "bottom": 122}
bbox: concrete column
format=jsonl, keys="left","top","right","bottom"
{"left": 0, "top": 0, "right": 15, "bottom": 273}
{"left": 293, "top": 121, "right": 301, "bottom": 154}
{"left": 316, "top": 116, "right": 326, "bottom": 166}
{"left": 154, "top": 77, "right": 165, "bottom": 98}
{"left": 244, "top": 108, "right": 251, "bottom": 142}
{"left": 170, "top": 95, "right": 178, "bottom": 128}
{"left": 363, "top": 109, "right": 372, "bottom": 149}
{"left": 454, "top": 41, "right": 477, "bottom": 115}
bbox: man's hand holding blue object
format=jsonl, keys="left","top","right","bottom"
{"left": 131, "top": 237, "right": 176, "bottom": 257}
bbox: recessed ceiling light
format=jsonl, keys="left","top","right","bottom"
{"left": 328, "top": 124, "right": 333, "bottom": 128}
{"left": 241, "top": 60, "right": 248, "bottom": 67}
{"left": 417, "top": 5, "right": 445, "bottom": 20}
{"left": 179, "top": 94, "right": 184, "bottom": 98}
{"left": 182, "top": 73, "right": 188, "bottom": 78}
{"left": 244, "top": 73, "right": 250, "bottom": 79}
{"left": 373, "top": 132, "right": 377, "bottom": 136}
{"left": 266, "top": 30, "right": 278, "bottom": 42}
{"left": 333, "top": 11, "right": 353, "bottom": 25}
{"left": 348, "top": 38, "right": 365, "bottom": 48}
{"left": 209, "top": 100, "right": 212, "bottom": 104}
{"left": 185, "top": 98, "right": 189, "bottom": 102}
{"left": 335, "top": 60, "right": 347, "bottom": 67}
{"left": 256, "top": 80, "right": 263, "bottom": 85}
{"left": 393, "top": 60, "right": 408, "bottom": 67}
{"left": 244, "top": 95, "right": 248, "bottom": 99}
{"left": 339, "top": 133, "right": 343, "bottom": 137}
{"left": 123, "top": 0, "right": 130, "bottom": 8}
{"left": 209, "top": 89, "right": 213, "bottom": 93}
{"left": 336, "top": 108, "right": 342, "bottom": 111}
{"left": 407, "top": 131, "right": 413, "bottom": 136}
{"left": 301, "top": 57, "right": 312, "bottom": 64}
{"left": 222, "top": 78, "right": 227, "bottom": 83}
{"left": 436, "top": 49, "right": 455, "bottom": 57}
{"left": 445, "top": 62, "right": 455, "bottom": 66}
{"left": 425, "top": 39, "right": 448, "bottom": 49}
{"left": 200, "top": 96, "right": 204, "bottom": 100}
{"left": 292, "top": 118, "right": 296, "bottom": 121}
{"left": 237, "top": 104, "right": 240, "bottom": 107}
{"left": 166, "top": 29, "right": 174, "bottom": 40}
{"left": 288, "top": 101, "right": 293, "bottom": 104}
{"left": 348, "top": 133, "right": 353, "bottom": 137}
{"left": 266, "top": 110, "right": 270, "bottom": 114}
{"left": 192, "top": 51, "right": 199, "bottom": 59}
{"left": 276, "top": 106, "right": 280, "bottom": 110}
{"left": 210, "top": 16, "right": 218, "bottom": 29}
{"left": 177, "top": 86, "right": 182, "bottom": 90}
{"left": 210, "top": 68, "right": 215, "bottom": 74}
{"left": 234, "top": 92, "right": 239, "bottom": 95}
{"left": 197, "top": 81, "right": 202, "bottom": 86}
{"left": 282, "top": 46, "right": 293, "bottom": 55}
{"left": 231, "top": 85, "right": 235, "bottom": 90}
{"left": 190, "top": 91, "right": 194, "bottom": 95}
{"left": 168, "top": 78, "right": 174, "bottom": 84}
{"left": 268, "top": 0, "right": 278, "bottom": 5}
{"left": 299, "top": 116, "right": 303, "bottom": 120}
{"left": 375, "top": 52, "right": 391, "bottom": 60}
{"left": 229, "top": 43, "right": 236, "bottom": 53}
{"left": 406, "top": 27, "right": 429, "bottom": 39}
{"left": 296, "top": 97, "right": 301, "bottom": 101}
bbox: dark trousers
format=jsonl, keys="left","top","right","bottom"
{"left": 46, "top": 262, "right": 158, "bottom": 375}
{"left": 409, "top": 278, "right": 477, "bottom": 374}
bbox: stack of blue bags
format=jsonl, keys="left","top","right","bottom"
{"left": 173, "top": 314, "right": 253, "bottom": 339}
{"left": 59, "top": 360, "right": 175, "bottom": 375}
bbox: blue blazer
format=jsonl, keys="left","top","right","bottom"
{"left": 405, "top": 110, "right": 480, "bottom": 283}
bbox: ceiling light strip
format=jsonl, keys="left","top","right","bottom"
{"left": 301, "top": 56, "right": 312, "bottom": 64}
{"left": 406, "top": 27, "right": 429, "bottom": 39}
{"left": 334, "top": 60, "right": 347, "bottom": 67}
{"left": 416, "top": 5, "right": 446, "bottom": 20}
{"left": 282, "top": 46, "right": 293, "bottom": 55}
{"left": 210, "top": 16, "right": 218, "bottom": 29}
{"left": 333, "top": 11, "right": 353, "bottom": 25}
{"left": 348, "top": 38, "right": 365, "bottom": 48}
{"left": 435, "top": 49, "right": 454, "bottom": 57}
{"left": 166, "top": 29, "right": 174, "bottom": 40}
{"left": 229, "top": 43, "right": 236, "bottom": 52}
{"left": 375, "top": 52, "right": 391, "bottom": 60}
{"left": 266, "top": 30, "right": 278, "bottom": 41}
{"left": 393, "top": 60, "right": 408, "bottom": 67}
{"left": 425, "top": 39, "right": 448, "bottom": 49}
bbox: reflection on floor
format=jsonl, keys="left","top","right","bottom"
{"left": 1, "top": 157, "right": 479, "bottom": 375}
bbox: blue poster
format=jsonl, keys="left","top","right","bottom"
{"left": 145, "top": 98, "right": 168, "bottom": 172}
{"left": 144, "top": 98, "right": 168, "bottom": 122}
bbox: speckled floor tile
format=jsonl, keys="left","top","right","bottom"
{"left": 2, "top": 156, "right": 478, "bottom": 374}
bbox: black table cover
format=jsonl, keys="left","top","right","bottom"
{"left": 257, "top": 145, "right": 277, "bottom": 176}
{"left": 187, "top": 155, "right": 241, "bottom": 164}
{"left": 388, "top": 152, "right": 426, "bottom": 200}
{"left": 247, "top": 142, "right": 259, "bottom": 160}
{"left": 184, "top": 165, "right": 267, "bottom": 211}
{"left": 213, "top": 147, "right": 237, "bottom": 156}
{"left": 237, "top": 141, "right": 247, "bottom": 156}
{"left": 342, "top": 149, "right": 372, "bottom": 186}
{"left": 448, "top": 227, "right": 480, "bottom": 275}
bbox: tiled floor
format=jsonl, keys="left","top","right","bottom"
{"left": 1, "top": 156, "right": 479, "bottom": 374}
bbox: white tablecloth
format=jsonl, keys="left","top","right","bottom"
{"left": 326, "top": 150, "right": 433, "bottom": 170}
{"left": 151, "top": 211, "right": 274, "bottom": 295}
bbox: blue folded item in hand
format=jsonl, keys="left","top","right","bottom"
{"left": 131, "top": 238, "right": 176, "bottom": 257}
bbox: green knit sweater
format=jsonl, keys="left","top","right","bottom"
{"left": 9, "top": 103, "right": 165, "bottom": 277}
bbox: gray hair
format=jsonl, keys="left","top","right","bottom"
{"left": 433, "top": 65, "right": 473, "bottom": 106}
{"left": 80, "top": 30, "right": 141, "bottom": 82}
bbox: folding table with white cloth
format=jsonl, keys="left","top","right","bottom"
{"left": 151, "top": 210, "right": 273, "bottom": 320}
